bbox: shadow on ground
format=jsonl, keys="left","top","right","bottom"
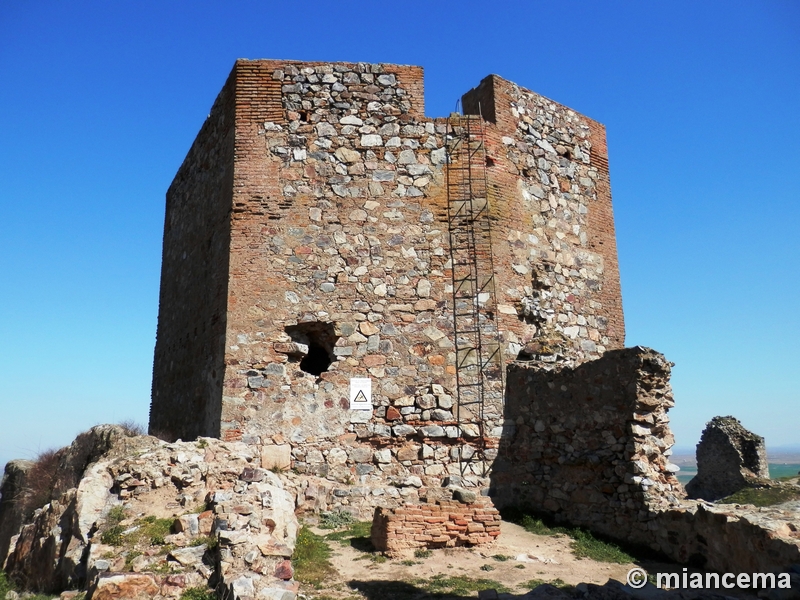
{"left": 349, "top": 579, "right": 474, "bottom": 600}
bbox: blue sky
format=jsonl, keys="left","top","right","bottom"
{"left": 1, "top": 1, "right": 798, "bottom": 468}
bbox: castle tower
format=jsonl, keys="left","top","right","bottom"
{"left": 150, "top": 59, "right": 624, "bottom": 501}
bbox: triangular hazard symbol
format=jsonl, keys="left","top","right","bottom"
{"left": 353, "top": 390, "right": 369, "bottom": 404}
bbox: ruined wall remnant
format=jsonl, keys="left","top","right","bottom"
{"left": 371, "top": 492, "right": 501, "bottom": 554}
{"left": 1, "top": 427, "right": 299, "bottom": 599}
{"left": 686, "top": 416, "right": 770, "bottom": 501}
{"left": 149, "top": 59, "right": 625, "bottom": 512}
{"left": 491, "top": 347, "right": 684, "bottom": 540}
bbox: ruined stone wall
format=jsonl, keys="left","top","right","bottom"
{"left": 490, "top": 347, "right": 684, "bottom": 544}
{"left": 150, "top": 69, "right": 236, "bottom": 441}
{"left": 151, "top": 59, "right": 627, "bottom": 514}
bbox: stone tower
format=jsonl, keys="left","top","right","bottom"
{"left": 150, "top": 59, "right": 624, "bottom": 504}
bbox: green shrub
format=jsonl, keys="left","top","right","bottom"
{"left": 0, "top": 571, "right": 14, "bottom": 597}
{"left": 101, "top": 524, "right": 126, "bottom": 545}
{"left": 107, "top": 505, "right": 127, "bottom": 524}
{"left": 319, "top": 510, "right": 356, "bottom": 529}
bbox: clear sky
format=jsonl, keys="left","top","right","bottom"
{"left": 1, "top": 1, "right": 798, "bottom": 469}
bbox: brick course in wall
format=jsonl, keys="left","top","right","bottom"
{"left": 151, "top": 59, "right": 627, "bottom": 515}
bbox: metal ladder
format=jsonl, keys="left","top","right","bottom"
{"left": 445, "top": 110, "right": 504, "bottom": 477}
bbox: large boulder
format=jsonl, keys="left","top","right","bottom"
{"left": 686, "top": 415, "right": 770, "bottom": 501}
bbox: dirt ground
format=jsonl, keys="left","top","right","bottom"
{"left": 306, "top": 520, "right": 637, "bottom": 599}
{"left": 308, "top": 520, "right": 762, "bottom": 600}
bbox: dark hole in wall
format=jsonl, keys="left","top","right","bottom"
{"left": 284, "top": 322, "right": 338, "bottom": 377}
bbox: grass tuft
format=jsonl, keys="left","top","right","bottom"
{"left": 522, "top": 578, "right": 572, "bottom": 591}
{"left": 720, "top": 485, "right": 800, "bottom": 507}
{"left": 508, "top": 512, "right": 634, "bottom": 564}
{"left": 413, "top": 574, "right": 510, "bottom": 595}
{"left": 100, "top": 510, "right": 174, "bottom": 548}
{"left": 324, "top": 521, "right": 371, "bottom": 545}
{"left": 180, "top": 587, "right": 216, "bottom": 600}
{"left": 118, "top": 420, "right": 146, "bottom": 436}
{"left": 20, "top": 449, "right": 60, "bottom": 518}
{"left": 1, "top": 571, "right": 60, "bottom": 600}
{"left": 491, "top": 553, "right": 511, "bottom": 561}
{"left": 293, "top": 526, "right": 336, "bottom": 588}
{"left": 191, "top": 534, "right": 218, "bottom": 549}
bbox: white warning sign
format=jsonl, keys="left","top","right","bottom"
{"left": 349, "top": 378, "right": 372, "bottom": 410}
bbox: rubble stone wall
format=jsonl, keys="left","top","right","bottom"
{"left": 464, "top": 75, "right": 624, "bottom": 362}
{"left": 490, "top": 347, "right": 684, "bottom": 543}
{"left": 151, "top": 59, "right": 626, "bottom": 514}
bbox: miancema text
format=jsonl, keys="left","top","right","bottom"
{"left": 657, "top": 570, "right": 791, "bottom": 590}
{"left": 627, "top": 568, "right": 793, "bottom": 590}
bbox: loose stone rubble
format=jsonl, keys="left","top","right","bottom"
{"left": 686, "top": 415, "right": 771, "bottom": 502}
{"left": 0, "top": 426, "right": 299, "bottom": 600}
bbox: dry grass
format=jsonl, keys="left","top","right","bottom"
{"left": 19, "top": 448, "right": 60, "bottom": 518}
{"left": 118, "top": 420, "right": 146, "bottom": 436}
